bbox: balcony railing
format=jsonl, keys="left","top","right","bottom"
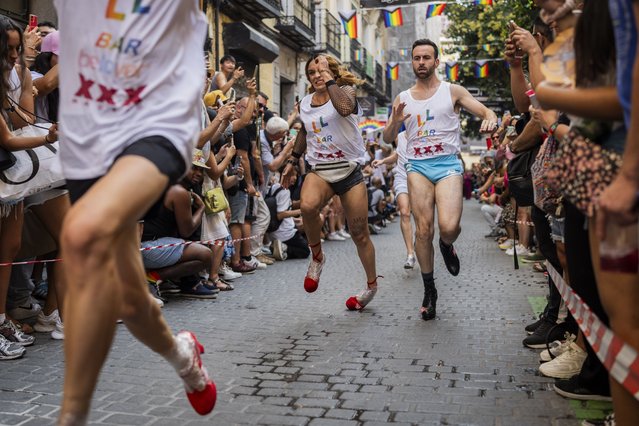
{"left": 276, "top": 0, "right": 316, "bottom": 47}
{"left": 231, "top": 0, "right": 282, "bottom": 19}
{"left": 314, "top": 9, "right": 342, "bottom": 58}
{"left": 364, "top": 50, "right": 375, "bottom": 82}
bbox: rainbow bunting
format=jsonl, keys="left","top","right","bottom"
{"left": 474, "top": 61, "right": 489, "bottom": 78}
{"left": 382, "top": 7, "right": 403, "bottom": 28}
{"left": 426, "top": 3, "right": 446, "bottom": 18}
{"left": 445, "top": 62, "right": 459, "bottom": 81}
{"left": 399, "top": 48, "right": 409, "bottom": 57}
{"left": 387, "top": 62, "right": 399, "bottom": 80}
{"left": 339, "top": 10, "right": 358, "bottom": 39}
{"left": 474, "top": 0, "right": 494, "bottom": 5}
{"left": 481, "top": 44, "right": 491, "bottom": 51}
{"left": 353, "top": 48, "right": 362, "bottom": 62}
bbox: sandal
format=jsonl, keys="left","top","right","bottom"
{"left": 209, "top": 277, "right": 234, "bottom": 291}
{"left": 533, "top": 262, "right": 547, "bottom": 273}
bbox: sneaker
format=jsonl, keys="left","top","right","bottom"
{"left": 148, "top": 281, "right": 165, "bottom": 308}
{"left": 219, "top": 263, "right": 242, "bottom": 280}
{"left": 8, "top": 302, "right": 42, "bottom": 321}
{"left": 368, "top": 224, "right": 378, "bottom": 235}
{"left": 553, "top": 375, "right": 612, "bottom": 401}
{"left": 159, "top": 280, "right": 181, "bottom": 294}
{"left": 51, "top": 317, "right": 64, "bottom": 340}
{"left": 523, "top": 320, "right": 567, "bottom": 349}
{"left": 403, "top": 254, "right": 416, "bottom": 270}
{"left": 540, "top": 334, "right": 576, "bottom": 363}
{"left": 326, "top": 232, "right": 346, "bottom": 241}
{"left": 582, "top": 413, "right": 615, "bottom": 426}
{"left": 231, "top": 261, "right": 256, "bottom": 274}
{"left": 175, "top": 331, "right": 217, "bottom": 415}
{"left": 521, "top": 252, "right": 546, "bottom": 263}
{"left": 256, "top": 254, "right": 275, "bottom": 265}
{"left": 272, "top": 239, "right": 287, "bottom": 261}
{"left": 373, "top": 224, "right": 382, "bottom": 233}
{"left": 34, "top": 309, "right": 60, "bottom": 333}
{"left": 178, "top": 283, "right": 218, "bottom": 299}
{"left": 0, "top": 334, "right": 25, "bottom": 360}
{"left": 484, "top": 229, "right": 502, "bottom": 238}
{"left": 420, "top": 285, "right": 438, "bottom": 321}
{"left": 261, "top": 246, "right": 273, "bottom": 256}
{"left": 0, "top": 319, "right": 35, "bottom": 347}
{"left": 439, "top": 238, "right": 460, "bottom": 276}
{"left": 499, "top": 240, "right": 516, "bottom": 250}
{"left": 246, "top": 256, "right": 267, "bottom": 270}
{"left": 525, "top": 316, "right": 545, "bottom": 335}
{"left": 539, "top": 343, "right": 586, "bottom": 379}
{"left": 338, "top": 229, "right": 351, "bottom": 239}
{"left": 304, "top": 252, "right": 326, "bottom": 293}
{"left": 506, "top": 244, "right": 530, "bottom": 256}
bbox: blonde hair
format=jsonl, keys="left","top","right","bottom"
{"left": 305, "top": 54, "right": 364, "bottom": 93}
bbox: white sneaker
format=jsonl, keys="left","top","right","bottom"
{"left": 539, "top": 343, "right": 586, "bottom": 379}
{"left": 219, "top": 263, "right": 241, "bottom": 280}
{"left": 0, "top": 334, "right": 25, "bottom": 360}
{"left": 51, "top": 317, "right": 64, "bottom": 340}
{"left": 8, "top": 302, "right": 42, "bottom": 321}
{"left": 326, "top": 232, "right": 345, "bottom": 241}
{"left": 247, "top": 256, "right": 267, "bottom": 270}
{"left": 337, "top": 229, "right": 351, "bottom": 239}
{"left": 505, "top": 244, "right": 529, "bottom": 256}
{"left": 34, "top": 309, "right": 59, "bottom": 333}
{"left": 272, "top": 239, "right": 287, "bottom": 261}
{"left": 540, "top": 334, "right": 575, "bottom": 363}
{"left": 373, "top": 224, "right": 382, "bottom": 233}
{"left": 403, "top": 254, "right": 416, "bottom": 270}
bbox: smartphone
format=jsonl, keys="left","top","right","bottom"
{"left": 508, "top": 20, "right": 516, "bottom": 33}
{"left": 28, "top": 14, "right": 38, "bottom": 31}
{"left": 526, "top": 89, "right": 541, "bottom": 109}
{"left": 228, "top": 88, "right": 236, "bottom": 103}
{"left": 486, "top": 138, "right": 493, "bottom": 150}
{"left": 252, "top": 66, "right": 258, "bottom": 80}
{"left": 295, "top": 95, "right": 300, "bottom": 104}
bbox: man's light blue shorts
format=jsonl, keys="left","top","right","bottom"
{"left": 406, "top": 154, "right": 464, "bottom": 184}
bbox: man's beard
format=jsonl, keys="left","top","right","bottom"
{"left": 413, "top": 66, "right": 434, "bottom": 80}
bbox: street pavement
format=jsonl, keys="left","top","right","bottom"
{"left": 0, "top": 201, "right": 597, "bottom": 425}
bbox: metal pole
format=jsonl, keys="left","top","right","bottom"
{"left": 214, "top": 0, "right": 220, "bottom": 66}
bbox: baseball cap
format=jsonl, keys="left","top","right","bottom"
{"left": 41, "top": 31, "right": 59, "bottom": 56}
{"left": 203, "top": 90, "right": 227, "bottom": 107}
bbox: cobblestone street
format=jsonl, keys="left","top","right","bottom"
{"left": 0, "top": 201, "right": 597, "bottom": 425}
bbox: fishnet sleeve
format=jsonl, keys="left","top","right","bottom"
{"left": 327, "top": 85, "right": 357, "bottom": 117}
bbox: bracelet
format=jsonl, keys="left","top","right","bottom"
{"left": 325, "top": 79, "right": 336, "bottom": 87}
{"left": 548, "top": 121, "right": 559, "bottom": 136}
{"left": 291, "top": 151, "right": 302, "bottom": 159}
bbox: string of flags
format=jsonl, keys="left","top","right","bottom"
{"left": 386, "top": 62, "right": 399, "bottom": 80}
{"left": 382, "top": 7, "right": 403, "bottom": 28}
{"left": 383, "top": 59, "right": 505, "bottom": 82}
{"left": 338, "top": 10, "right": 358, "bottom": 39}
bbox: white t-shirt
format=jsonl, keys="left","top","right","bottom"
{"left": 268, "top": 183, "right": 297, "bottom": 242}
{"left": 399, "top": 81, "right": 461, "bottom": 161}
{"left": 300, "top": 91, "right": 366, "bottom": 166}
{"left": 54, "top": 0, "right": 207, "bottom": 179}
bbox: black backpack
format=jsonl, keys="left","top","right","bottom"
{"left": 507, "top": 146, "right": 539, "bottom": 207}
{"left": 265, "top": 186, "right": 285, "bottom": 233}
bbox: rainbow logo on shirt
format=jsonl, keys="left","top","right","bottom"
{"left": 312, "top": 117, "right": 329, "bottom": 133}
{"left": 417, "top": 110, "right": 435, "bottom": 127}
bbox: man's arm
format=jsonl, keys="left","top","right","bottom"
{"left": 215, "top": 66, "right": 244, "bottom": 95}
{"left": 510, "top": 119, "right": 544, "bottom": 153}
{"left": 33, "top": 64, "right": 59, "bottom": 97}
{"left": 451, "top": 85, "right": 498, "bottom": 132}
{"left": 252, "top": 139, "right": 265, "bottom": 188}
{"left": 504, "top": 34, "right": 530, "bottom": 113}
{"left": 169, "top": 187, "right": 205, "bottom": 238}
{"left": 268, "top": 136, "right": 295, "bottom": 172}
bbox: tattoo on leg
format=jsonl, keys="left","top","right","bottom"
{"left": 349, "top": 216, "right": 368, "bottom": 236}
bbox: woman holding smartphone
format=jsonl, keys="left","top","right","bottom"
{"left": 281, "top": 54, "right": 380, "bottom": 311}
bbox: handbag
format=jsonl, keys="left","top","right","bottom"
{"left": 0, "top": 123, "right": 65, "bottom": 201}
{"left": 203, "top": 186, "right": 228, "bottom": 215}
{"left": 545, "top": 125, "right": 623, "bottom": 217}
{"left": 531, "top": 136, "right": 562, "bottom": 215}
{"left": 507, "top": 146, "right": 538, "bottom": 207}
{"left": 0, "top": 147, "right": 16, "bottom": 171}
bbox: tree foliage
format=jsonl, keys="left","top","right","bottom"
{"left": 443, "top": 0, "right": 537, "bottom": 134}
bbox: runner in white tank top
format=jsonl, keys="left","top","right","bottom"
{"left": 383, "top": 39, "right": 497, "bottom": 322}
{"left": 281, "top": 54, "right": 380, "bottom": 312}
{"left": 371, "top": 131, "right": 416, "bottom": 270}
{"left": 54, "top": 1, "right": 216, "bottom": 422}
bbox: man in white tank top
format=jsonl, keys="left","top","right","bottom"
{"left": 55, "top": 1, "right": 216, "bottom": 423}
{"left": 383, "top": 39, "right": 497, "bottom": 322}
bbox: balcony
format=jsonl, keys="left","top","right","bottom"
{"left": 375, "top": 62, "right": 384, "bottom": 93}
{"left": 374, "top": 61, "right": 390, "bottom": 103}
{"left": 364, "top": 49, "right": 375, "bottom": 83}
{"left": 350, "top": 39, "right": 364, "bottom": 76}
{"left": 230, "top": 0, "right": 282, "bottom": 19}
{"left": 275, "top": 0, "right": 316, "bottom": 48}
{"left": 386, "top": 75, "right": 393, "bottom": 100}
{"left": 314, "top": 9, "right": 342, "bottom": 59}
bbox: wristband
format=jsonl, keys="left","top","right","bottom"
{"left": 291, "top": 151, "right": 302, "bottom": 159}
{"left": 325, "top": 79, "right": 336, "bottom": 87}
{"left": 548, "top": 121, "right": 559, "bottom": 136}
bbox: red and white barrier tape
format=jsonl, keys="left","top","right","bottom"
{"left": 0, "top": 234, "right": 263, "bottom": 267}
{"left": 546, "top": 262, "right": 639, "bottom": 400}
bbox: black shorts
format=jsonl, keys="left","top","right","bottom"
{"left": 319, "top": 164, "right": 364, "bottom": 196}
{"left": 66, "top": 136, "right": 186, "bottom": 219}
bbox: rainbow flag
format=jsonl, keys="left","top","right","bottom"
{"left": 474, "top": 0, "right": 493, "bottom": 5}
{"left": 382, "top": 7, "right": 403, "bottom": 28}
{"left": 445, "top": 62, "right": 459, "bottom": 81}
{"left": 387, "top": 62, "right": 399, "bottom": 80}
{"left": 426, "top": 3, "right": 446, "bottom": 18}
{"left": 399, "top": 48, "right": 409, "bottom": 57}
{"left": 353, "top": 48, "right": 362, "bottom": 62}
{"left": 339, "top": 10, "right": 358, "bottom": 39}
{"left": 481, "top": 44, "right": 492, "bottom": 51}
{"left": 474, "top": 61, "right": 489, "bottom": 78}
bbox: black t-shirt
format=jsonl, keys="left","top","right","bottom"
{"left": 263, "top": 108, "right": 275, "bottom": 124}
{"left": 232, "top": 127, "right": 253, "bottom": 191}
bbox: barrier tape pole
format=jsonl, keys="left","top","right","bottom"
{"left": 0, "top": 234, "right": 263, "bottom": 267}
{"left": 546, "top": 262, "right": 639, "bottom": 400}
